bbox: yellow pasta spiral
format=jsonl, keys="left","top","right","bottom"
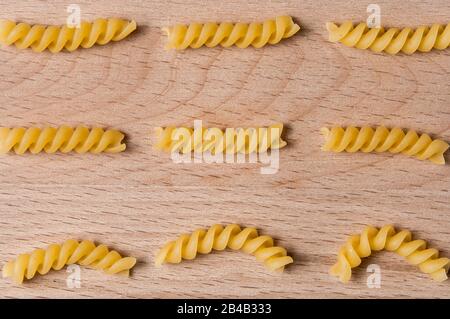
{"left": 0, "top": 18, "right": 136, "bottom": 52}
{"left": 2, "top": 239, "right": 137, "bottom": 284}
{"left": 154, "top": 123, "right": 287, "bottom": 154}
{"left": 155, "top": 224, "right": 293, "bottom": 272}
{"left": 326, "top": 21, "right": 450, "bottom": 54}
{"left": 330, "top": 225, "right": 449, "bottom": 283}
{"left": 321, "top": 126, "right": 449, "bottom": 165}
{"left": 163, "top": 16, "right": 300, "bottom": 50}
{"left": 0, "top": 126, "right": 126, "bottom": 154}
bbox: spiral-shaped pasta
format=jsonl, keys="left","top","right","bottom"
{"left": 0, "top": 126, "right": 126, "bottom": 154}
{"left": 321, "top": 126, "right": 449, "bottom": 165}
{"left": 0, "top": 18, "right": 136, "bottom": 52}
{"left": 2, "top": 240, "right": 137, "bottom": 284}
{"left": 326, "top": 21, "right": 450, "bottom": 54}
{"left": 154, "top": 123, "right": 287, "bottom": 154}
{"left": 155, "top": 224, "right": 293, "bottom": 272}
{"left": 330, "top": 225, "right": 449, "bottom": 283}
{"left": 163, "top": 16, "right": 300, "bottom": 50}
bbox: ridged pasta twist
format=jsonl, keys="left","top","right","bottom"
{"left": 321, "top": 126, "right": 449, "bottom": 165}
{"left": 2, "top": 240, "right": 137, "bottom": 284}
{"left": 163, "top": 16, "right": 300, "bottom": 50}
{"left": 155, "top": 224, "right": 293, "bottom": 272}
{"left": 0, "top": 18, "right": 136, "bottom": 52}
{"left": 154, "top": 123, "right": 287, "bottom": 154}
{"left": 326, "top": 21, "right": 450, "bottom": 54}
{"left": 330, "top": 225, "right": 449, "bottom": 283}
{"left": 0, "top": 126, "right": 126, "bottom": 154}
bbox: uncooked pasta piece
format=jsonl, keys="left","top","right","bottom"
{"left": 163, "top": 16, "right": 300, "bottom": 50}
{"left": 155, "top": 224, "right": 293, "bottom": 272}
{"left": 0, "top": 126, "right": 126, "bottom": 154}
{"left": 154, "top": 123, "right": 287, "bottom": 154}
{"left": 2, "top": 240, "right": 137, "bottom": 284}
{"left": 331, "top": 225, "right": 449, "bottom": 283}
{"left": 0, "top": 18, "right": 136, "bottom": 52}
{"left": 326, "top": 21, "right": 450, "bottom": 54}
{"left": 321, "top": 126, "right": 449, "bottom": 164}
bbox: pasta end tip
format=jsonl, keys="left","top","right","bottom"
{"left": 325, "top": 22, "right": 337, "bottom": 31}
{"left": 320, "top": 127, "right": 330, "bottom": 137}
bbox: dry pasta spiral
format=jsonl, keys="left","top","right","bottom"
{"left": 163, "top": 16, "right": 300, "bottom": 50}
{"left": 321, "top": 126, "right": 449, "bottom": 165}
{"left": 154, "top": 123, "right": 287, "bottom": 154}
{"left": 0, "top": 126, "right": 126, "bottom": 154}
{"left": 155, "top": 224, "right": 293, "bottom": 272}
{"left": 330, "top": 225, "right": 449, "bottom": 283}
{"left": 326, "top": 21, "right": 450, "bottom": 54}
{"left": 2, "top": 239, "right": 137, "bottom": 284}
{"left": 0, "top": 18, "right": 136, "bottom": 52}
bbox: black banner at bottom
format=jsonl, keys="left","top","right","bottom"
{"left": 0, "top": 299, "right": 448, "bottom": 316}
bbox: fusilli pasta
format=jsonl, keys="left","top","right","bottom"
{"left": 326, "top": 21, "right": 450, "bottom": 54}
{"left": 0, "top": 18, "right": 136, "bottom": 52}
{"left": 330, "top": 225, "right": 449, "bottom": 283}
{"left": 155, "top": 224, "right": 293, "bottom": 272}
{"left": 154, "top": 123, "right": 287, "bottom": 154}
{"left": 321, "top": 126, "right": 449, "bottom": 164}
{"left": 163, "top": 16, "right": 300, "bottom": 50}
{"left": 2, "top": 239, "right": 137, "bottom": 284}
{"left": 0, "top": 126, "right": 126, "bottom": 154}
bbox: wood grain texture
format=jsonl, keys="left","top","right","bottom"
{"left": 0, "top": 0, "right": 449, "bottom": 299}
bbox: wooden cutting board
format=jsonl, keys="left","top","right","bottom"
{"left": 0, "top": 0, "right": 449, "bottom": 298}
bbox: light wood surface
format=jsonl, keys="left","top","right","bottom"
{"left": 0, "top": 0, "right": 449, "bottom": 299}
